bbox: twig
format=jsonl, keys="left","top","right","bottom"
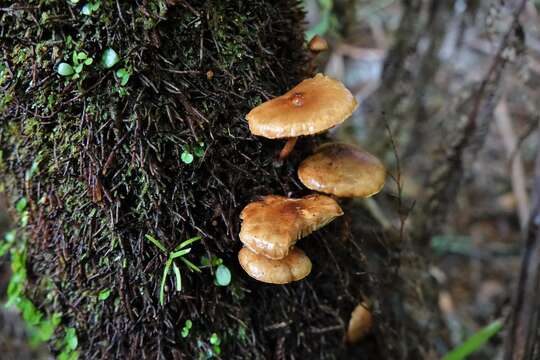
{"left": 495, "top": 98, "right": 530, "bottom": 231}
{"left": 504, "top": 129, "right": 540, "bottom": 360}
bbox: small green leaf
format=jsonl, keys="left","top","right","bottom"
{"left": 81, "top": 4, "right": 92, "bottom": 15}
{"left": 200, "top": 256, "right": 210, "bottom": 266}
{"left": 77, "top": 52, "right": 87, "bottom": 60}
{"left": 5, "top": 230, "right": 16, "bottom": 243}
{"left": 120, "top": 74, "right": 130, "bottom": 86}
{"left": 74, "top": 63, "right": 84, "bottom": 74}
{"left": 160, "top": 259, "right": 172, "bottom": 306}
{"left": 215, "top": 265, "right": 231, "bottom": 286}
{"left": 101, "top": 48, "right": 120, "bottom": 69}
{"left": 180, "top": 257, "right": 202, "bottom": 273}
{"left": 84, "top": 58, "right": 93, "bottom": 65}
{"left": 15, "top": 197, "right": 27, "bottom": 213}
{"left": 116, "top": 68, "right": 130, "bottom": 86}
{"left": 442, "top": 319, "right": 503, "bottom": 360}
{"left": 210, "top": 333, "right": 220, "bottom": 346}
{"left": 57, "top": 63, "right": 74, "bottom": 76}
{"left": 172, "top": 262, "right": 182, "bottom": 291}
{"left": 36, "top": 312, "right": 62, "bottom": 342}
{"left": 65, "top": 327, "right": 78, "bottom": 351}
{"left": 145, "top": 234, "right": 167, "bottom": 253}
{"left": 98, "top": 288, "right": 111, "bottom": 301}
{"left": 170, "top": 248, "right": 191, "bottom": 259}
{"left": 181, "top": 319, "right": 192, "bottom": 338}
{"left": 176, "top": 236, "right": 201, "bottom": 250}
{"left": 181, "top": 151, "right": 194, "bottom": 164}
{"left": 194, "top": 143, "right": 205, "bottom": 157}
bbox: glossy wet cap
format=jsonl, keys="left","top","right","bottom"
{"left": 239, "top": 194, "right": 343, "bottom": 260}
{"left": 246, "top": 74, "right": 358, "bottom": 139}
{"left": 308, "top": 35, "right": 328, "bottom": 53}
{"left": 347, "top": 303, "right": 373, "bottom": 343}
{"left": 238, "top": 246, "right": 312, "bottom": 284}
{"left": 298, "top": 143, "right": 386, "bottom": 198}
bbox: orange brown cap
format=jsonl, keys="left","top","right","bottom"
{"left": 298, "top": 143, "right": 386, "bottom": 198}
{"left": 308, "top": 35, "right": 328, "bottom": 53}
{"left": 239, "top": 194, "right": 343, "bottom": 260}
{"left": 346, "top": 302, "right": 373, "bottom": 343}
{"left": 246, "top": 74, "right": 358, "bottom": 139}
{"left": 238, "top": 246, "right": 312, "bottom": 284}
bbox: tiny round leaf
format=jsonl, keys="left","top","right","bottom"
{"left": 215, "top": 265, "right": 231, "bottom": 286}
{"left": 181, "top": 152, "right": 194, "bottom": 164}
{"left": 57, "top": 63, "right": 74, "bottom": 76}
{"left": 101, "top": 48, "right": 120, "bottom": 69}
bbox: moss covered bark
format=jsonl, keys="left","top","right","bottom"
{"left": 0, "top": 1, "right": 378, "bottom": 358}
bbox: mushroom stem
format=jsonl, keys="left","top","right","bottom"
{"left": 279, "top": 137, "right": 298, "bottom": 160}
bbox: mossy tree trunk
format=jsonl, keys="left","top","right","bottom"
{"left": 0, "top": 1, "right": 409, "bottom": 358}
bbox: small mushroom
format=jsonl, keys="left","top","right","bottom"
{"left": 347, "top": 302, "right": 373, "bottom": 343}
{"left": 246, "top": 74, "right": 358, "bottom": 159}
{"left": 239, "top": 194, "right": 343, "bottom": 260}
{"left": 298, "top": 143, "right": 386, "bottom": 198}
{"left": 308, "top": 35, "right": 329, "bottom": 53}
{"left": 238, "top": 246, "right": 312, "bottom": 284}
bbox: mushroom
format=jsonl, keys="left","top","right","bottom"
{"left": 298, "top": 143, "right": 386, "bottom": 198}
{"left": 308, "top": 35, "right": 329, "bottom": 54}
{"left": 346, "top": 302, "right": 373, "bottom": 343}
{"left": 238, "top": 246, "right": 312, "bottom": 284}
{"left": 246, "top": 74, "right": 358, "bottom": 159}
{"left": 239, "top": 194, "right": 343, "bottom": 260}
{"left": 307, "top": 35, "right": 329, "bottom": 73}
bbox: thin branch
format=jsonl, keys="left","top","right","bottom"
{"left": 504, "top": 128, "right": 540, "bottom": 360}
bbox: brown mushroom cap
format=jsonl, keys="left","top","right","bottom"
{"left": 238, "top": 246, "right": 312, "bottom": 284}
{"left": 239, "top": 194, "right": 343, "bottom": 260}
{"left": 346, "top": 303, "right": 373, "bottom": 343}
{"left": 246, "top": 74, "right": 358, "bottom": 139}
{"left": 298, "top": 143, "right": 386, "bottom": 198}
{"left": 308, "top": 35, "right": 328, "bottom": 53}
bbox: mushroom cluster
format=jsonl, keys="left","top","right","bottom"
{"left": 238, "top": 69, "right": 386, "bottom": 285}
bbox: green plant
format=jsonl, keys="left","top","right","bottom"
{"left": 181, "top": 319, "right": 193, "bottom": 338}
{"left": 2, "top": 200, "right": 78, "bottom": 357}
{"left": 181, "top": 151, "right": 194, "bottom": 164}
{"left": 58, "top": 327, "right": 79, "bottom": 360}
{"left": 0, "top": 230, "right": 16, "bottom": 257}
{"left": 145, "top": 235, "right": 202, "bottom": 305}
{"left": 81, "top": 1, "right": 100, "bottom": 16}
{"left": 97, "top": 288, "right": 112, "bottom": 301}
{"left": 181, "top": 142, "right": 205, "bottom": 164}
{"left": 209, "top": 333, "right": 222, "bottom": 356}
{"left": 115, "top": 67, "right": 131, "bottom": 86}
{"left": 442, "top": 319, "right": 503, "bottom": 360}
{"left": 57, "top": 51, "right": 93, "bottom": 79}
{"left": 197, "top": 332, "right": 223, "bottom": 359}
{"left": 101, "top": 48, "right": 120, "bottom": 69}
{"left": 200, "top": 256, "right": 231, "bottom": 286}
{"left": 215, "top": 265, "right": 231, "bottom": 287}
